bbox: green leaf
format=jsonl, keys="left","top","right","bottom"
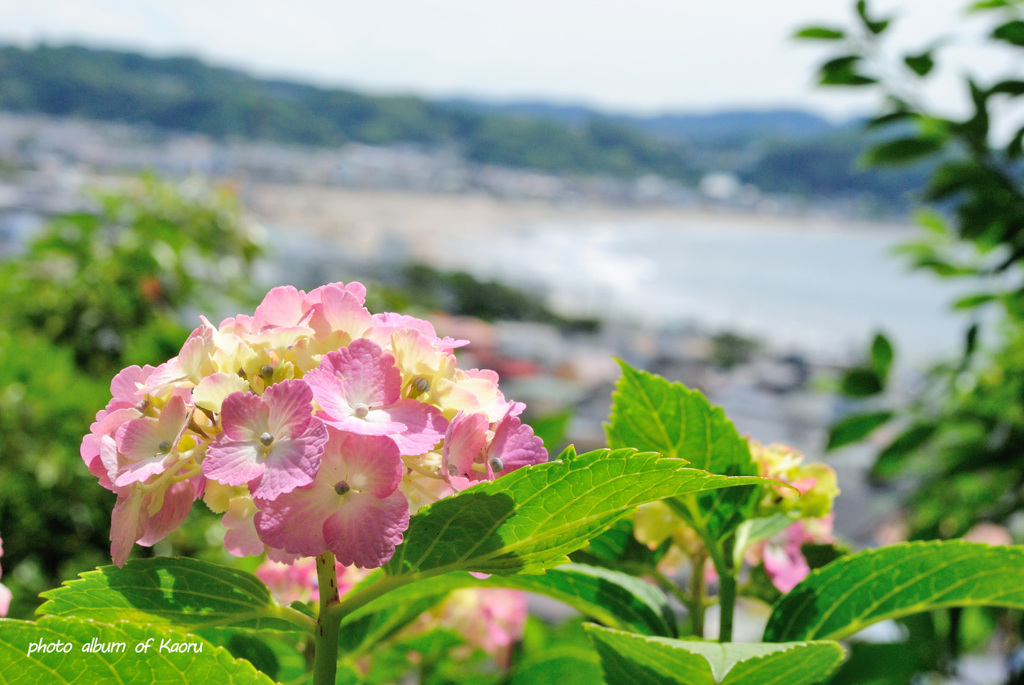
{"left": 384, "top": 448, "right": 768, "bottom": 577}
{"left": 873, "top": 423, "right": 937, "bottom": 478}
{"left": 793, "top": 27, "right": 846, "bottom": 40}
{"left": 856, "top": 0, "right": 891, "bottom": 34}
{"left": 585, "top": 625, "right": 845, "bottom": 685}
{"left": 733, "top": 514, "right": 797, "bottom": 567}
{"left": 990, "top": 79, "right": 1024, "bottom": 97}
{"left": 863, "top": 136, "right": 944, "bottom": 166}
{"left": 866, "top": 110, "right": 917, "bottom": 130}
{"left": 827, "top": 411, "right": 893, "bottom": 450}
{"left": 969, "top": 0, "right": 1010, "bottom": 11}
{"left": 605, "top": 361, "right": 759, "bottom": 541}
{"left": 904, "top": 53, "right": 934, "bottom": 76}
{"left": 36, "top": 557, "right": 310, "bottom": 633}
{"left": 344, "top": 563, "right": 675, "bottom": 646}
{"left": 818, "top": 55, "right": 877, "bottom": 87}
{"left": 992, "top": 19, "right": 1024, "bottom": 46}
{"left": 763, "top": 541, "right": 1024, "bottom": 642}
{"left": 840, "top": 368, "right": 884, "bottom": 397}
{"left": 510, "top": 645, "right": 603, "bottom": 685}
{"left": 953, "top": 292, "right": 999, "bottom": 310}
{"left": 0, "top": 616, "right": 276, "bottom": 684}
{"left": 870, "top": 333, "right": 894, "bottom": 378}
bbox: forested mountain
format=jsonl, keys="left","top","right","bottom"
{"left": 0, "top": 43, "right": 925, "bottom": 208}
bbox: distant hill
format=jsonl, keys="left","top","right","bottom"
{"left": 0, "top": 43, "right": 923, "bottom": 210}
{"left": 438, "top": 99, "right": 845, "bottom": 141}
{"left": 0, "top": 44, "right": 698, "bottom": 181}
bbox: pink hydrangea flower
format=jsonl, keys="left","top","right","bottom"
{"left": 110, "top": 479, "right": 201, "bottom": 567}
{"left": 255, "top": 430, "right": 409, "bottom": 568}
{"left": 305, "top": 338, "right": 447, "bottom": 456}
{"left": 203, "top": 380, "right": 328, "bottom": 500}
{"left": 107, "top": 394, "right": 191, "bottom": 488}
{"left": 757, "top": 515, "right": 835, "bottom": 593}
{"left": 81, "top": 365, "right": 155, "bottom": 488}
{"left": 443, "top": 405, "right": 547, "bottom": 490}
{"left": 85, "top": 280, "right": 543, "bottom": 571}
{"left": 255, "top": 557, "right": 369, "bottom": 605}
{"left": 0, "top": 536, "right": 11, "bottom": 616}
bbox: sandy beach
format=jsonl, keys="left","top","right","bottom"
{"left": 243, "top": 183, "right": 913, "bottom": 262}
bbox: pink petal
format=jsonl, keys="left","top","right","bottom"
{"left": 117, "top": 395, "right": 189, "bottom": 461}
{"left": 263, "top": 380, "right": 315, "bottom": 438}
{"left": 255, "top": 485, "right": 336, "bottom": 557}
{"left": 219, "top": 391, "right": 268, "bottom": 442}
{"left": 222, "top": 496, "right": 265, "bottom": 557}
{"left": 323, "top": 490, "right": 409, "bottom": 568}
{"left": 203, "top": 440, "right": 266, "bottom": 486}
{"left": 306, "top": 281, "right": 366, "bottom": 307}
{"left": 490, "top": 411, "right": 548, "bottom": 473}
{"left": 311, "top": 285, "right": 374, "bottom": 339}
{"left": 0, "top": 582, "right": 10, "bottom": 617}
{"left": 253, "top": 285, "right": 309, "bottom": 329}
{"left": 109, "top": 365, "right": 152, "bottom": 407}
{"left": 253, "top": 431, "right": 403, "bottom": 556}
{"left": 251, "top": 428, "right": 327, "bottom": 500}
{"left": 443, "top": 412, "right": 490, "bottom": 482}
{"left": 138, "top": 481, "right": 197, "bottom": 546}
{"left": 380, "top": 401, "right": 448, "bottom": 455}
{"left": 323, "top": 430, "right": 402, "bottom": 498}
{"left": 312, "top": 339, "right": 402, "bottom": 410}
{"left": 110, "top": 490, "right": 145, "bottom": 567}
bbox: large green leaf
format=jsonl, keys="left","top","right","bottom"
{"left": 342, "top": 563, "right": 675, "bottom": 651}
{"left": 826, "top": 410, "right": 893, "bottom": 451}
{"left": 0, "top": 616, "right": 275, "bottom": 684}
{"left": 605, "top": 361, "right": 759, "bottom": 541}
{"left": 764, "top": 541, "right": 1024, "bottom": 641}
{"left": 384, "top": 447, "right": 767, "bottom": 578}
{"left": 36, "top": 557, "right": 312, "bottom": 633}
{"left": 585, "top": 625, "right": 845, "bottom": 685}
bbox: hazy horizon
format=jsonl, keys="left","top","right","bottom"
{"left": 0, "top": 0, "right": 984, "bottom": 120}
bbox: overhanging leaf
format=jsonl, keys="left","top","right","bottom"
{"left": 384, "top": 448, "right": 768, "bottom": 577}
{"left": 840, "top": 368, "right": 884, "bottom": 397}
{"left": 763, "top": 541, "right": 1024, "bottom": 641}
{"left": 344, "top": 563, "right": 675, "bottom": 648}
{"left": 585, "top": 624, "right": 845, "bottom": 685}
{"left": 793, "top": 27, "right": 846, "bottom": 40}
{"left": 36, "top": 556, "right": 311, "bottom": 633}
{"left": 0, "top": 616, "right": 275, "bottom": 684}
{"left": 863, "top": 136, "right": 944, "bottom": 166}
{"left": 826, "top": 410, "right": 893, "bottom": 450}
{"left": 605, "top": 361, "right": 759, "bottom": 541}
{"left": 870, "top": 333, "right": 894, "bottom": 378}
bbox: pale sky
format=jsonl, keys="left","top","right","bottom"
{"left": 0, "top": 0, "right": 1002, "bottom": 119}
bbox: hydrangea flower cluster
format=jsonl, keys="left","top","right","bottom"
{"left": 81, "top": 282, "right": 548, "bottom": 568}
{"left": 632, "top": 440, "right": 839, "bottom": 592}
{"left": 745, "top": 441, "right": 838, "bottom": 592}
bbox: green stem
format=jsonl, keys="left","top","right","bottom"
{"left": 666, "top": 496, "right": 737, "bottom": 642}
{"left": 313, "top": 553, "right": 342, "bottom": 685}
{"left": 690, "top": 550, "right": 707, "bottom": 639}
{"left": 716, "top": 558, "right": 736, "bottom": 643}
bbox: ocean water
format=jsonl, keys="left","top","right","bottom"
{"left": 431, "top": 218, "right": 970, "bottom": 362}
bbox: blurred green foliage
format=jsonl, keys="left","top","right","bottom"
{"left": 804, "top": 1, "right": 1024, "bottom": 679}
{"left": 808, "top": 0, "right": 1024, "bottom": 539}
{"left": 0, "top": 176, "right": 262, "bottom": 616}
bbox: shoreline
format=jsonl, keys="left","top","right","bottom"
{"left": 244, "top": 183, "right": 917, "bottom": 253}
